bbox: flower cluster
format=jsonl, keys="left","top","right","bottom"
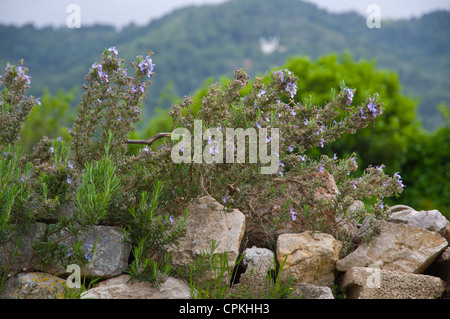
{"left": 90, "top": 62, "right": 109, "bottom": 83}
{"left": 137, "top": 55, "right": 155, "bottom": 77}
{"left": 344, "top": 87, "right": 354, "bottom": 105}
{"left": 274, "top": 69, "right": 298, "bottom": 98}
{"left": 360, "top": 94, "right": 383, "bottom": 119}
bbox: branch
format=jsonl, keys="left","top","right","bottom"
{"left": 126, "top": 132, "right": 171, "bottom": 146}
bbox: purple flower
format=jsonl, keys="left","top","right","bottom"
{"left": 169, "top": 215, "right": 174, "bottom": 223}
{"left": 286, "top": 81, "right": 298, "bottom": 98}
{"left": 319, "top": 138, "right": 325, "bottom": 148}
{"left": 318, "top": 164, "right": 325, "bottom": 172}
{"left": 210, "top": 146, "right": 219, "bottom": 155}
{"left": 367, "top": 99, "right": 378, "bottom": 117}
{"left": 138, "top": 55, "right": 155, "bottom": 77}
{"left": 393, "top": 172, "right": 405, "bottom": 188}
{"left": 222, "top": 196, "right": 227, "bottom": 204}
{"left": 68, "top": 161, "right": 74, "bottom": 169}
{"left": 20, "top": 175, "right": 25, "bottom": 183}
{"left": 49, "top": 147, "right": 54, "bottom": 154}
{"left": 288, "top": 145, "right": 294, "bottom": 152}
{"left": 85, "top": 252, "right": 92, "bottom": 262}
{"left": 66, "top": 175, "right": 72, "bottom": 184}
{"left": 299, "top": 155, "right": 307, "bottom": 162}
{"left": 344, "top": 88, "right": 354, "bottom": 105}
{"left": 290, "top": 208, "right": 297, "bottom": 221}
{"left": 35, "top": 98, "right": 41, "bottom": 106}
{"left": 360, "top": 107, "right": 366, "bottom": 119}
{"left": 108, "top": 46, "right": 118, "bottom": 57}
{"left": 258, "top": 90, "right": 266, "bottom": 98}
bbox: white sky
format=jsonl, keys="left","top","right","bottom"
{"left": 0, "top": 0, "right": 449, "bottom": 29}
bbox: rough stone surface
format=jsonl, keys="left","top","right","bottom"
{"left": 167, "top": 196, "right": 246, "bottom": 283}
{"left": 426, "top": 246, "right": 450, "bottom": 297}
{"left": 338, "top": 267, "right": 446, "bottom": 299}
{"left": 276, "top": 231, "right": 342, "bottom": 287}
{"left": 234, "top": 247, "right": 274, "bottom": 296}
{"left": 336, "top": 220, "right": 448, "bottom": 273}
{"left": 242, "top": 246, "right": 274, "bottom": 277}
{"left": 39, "top": 225, "right": 132, "bottom": 279}
{"left": 0, "top": 272, "right": 66, "bottom": 299}
{"left": 81, "top": 274, "right": 191, "bottom": 299}
{"left": 0, "top": 223, "right": 46, "bottom": 272}
{"left": 387, "top": 205, "right": 450, "bottom": 240}
{"left": 294, "top": 282, "right": 335, "bottom": 299}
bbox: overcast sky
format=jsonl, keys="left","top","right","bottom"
{"left": 0, "top": 0, "right": 449, "bottom": 29}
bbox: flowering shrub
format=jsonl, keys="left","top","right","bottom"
{"left": 0, "top": 47, "right": 404, "bottom": 289}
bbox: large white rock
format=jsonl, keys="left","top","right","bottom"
{"left": 276, "top": 231, "right": 342, "bottom": 287}
{"left": 167, "top": 196, "right": 246, "bottom": 283}
{"left": 336, "top": 221, "right": 448, "bottom": 273}
{"left": 387, "top": 205, "right": 450, "bottom": 240}
{"left": 81, "top": 274, "right": 191, "bottom": 299}
{"left": 338, "top": 267, "right": 446, "bottom": 299}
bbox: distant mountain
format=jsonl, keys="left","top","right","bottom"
{"left": 1, "top": 0, "right": 449, "bottom": 129}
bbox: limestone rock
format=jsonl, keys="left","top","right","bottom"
{"left": 387, "top": 205, "right": 450, "bottom": 240}
{"left": 81, "top": 274, "right": 191, "bottom": 299}
{"left": 39, "top": 225, "right": 132, "bottom": 279}
{"left": 167, "top": 196, "right": 246, "bottom": 283}
{"left": 426, "top": 246, "right": 450, "bottom": 297}
{"left": 0, "top": 272, "right": 66, "bottom": 299}
{"left": 242, "top": 246, "right": 274, "bottom": 278}
{"left": 235, "top": 247, "right": 274, "bottom": 296}
{"left": 276, "top": 231, "right": 342, "bottom": 287}
{"left": 0, "top": 223, "right": 46, "bottom": 272}
{"left": 336, "top": 220, "right": 448, "bottom": 273}
{"left": 294, "top": 282, "right": 335, "bottom": 299}
{"left": 338, "top": 267, "right": 446, "bottom": 299}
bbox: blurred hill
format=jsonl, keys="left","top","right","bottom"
{"left": 0, "top": 0, "right": 449, "bottom": 129}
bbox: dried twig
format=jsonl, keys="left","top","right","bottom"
{"left": 126, "top": 132, "right": 171, "bottom": 146}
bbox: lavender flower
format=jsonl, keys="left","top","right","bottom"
{"left": 285, "top": 81, "right": 298, "bottom": 98}
{"left": 222, "top": 196, "right": 227, "bottom": 204}
{"left": 169, "top": 215, "right": 174, "bottom": 223}
{"left": 210, "top": 146, "right": 219, "bottom": 155}
{"left": 138, "top": 55, "right": 155, "bottom": 77}
{"left": 290, "top": 208, "right": 297, "bottom": 221}
{"left": 393, "top": 172, "right": 405, "bottom": 188}
{"left": 108, "top": 46, "right": 118, "bottom": 57}
{"left": 258, "top": 90, "right": 266, "bottom": 98}
{"left": 49, "top": 146, "right": 54, "bottom": 154}
{"left": 288, "top": 145, "right": 294, "bottom": 152}
{"left": 66, "top": 175, "right": 72, "bottom": 184}
{"left": 344, "top": 87, "right": 354, "bottom": 105}
{"left": 35, "top": 98, "right": 41, "bottom": 105}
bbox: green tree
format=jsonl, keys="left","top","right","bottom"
{"left": 400, "top": 104, "right": 450, "bottom": 216}
{"left": 280, "top": 53, "right": 422, "bottom": 176}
